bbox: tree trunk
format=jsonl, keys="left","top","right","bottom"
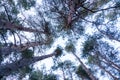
{"left": 72, "top": 53, "right": 97, "bottom": 80}
{"left": 0, "top": 52, "right": 56, "bottom": 77}
{"left": 62, "top": 68, "right": 66, "bottom": 80}
{"left": 0, "top": 41, "right": 48, "bottom": 56}
{"left": 68, "top": 67, "right": 73, "bottom": 80}
{"left": 90, "top": 53, "right": 119, "bottom": 80}
{"left": 11, "top": 41, "right": 47, "bottom": 51}
{"left": 96, "top": 26, "right": 120, "bottom": 42}
{"left": 0, "top": 20, "right": 44, "bottom": 33}
{"left": 96, "top": 51, "right": 120, "bottom": 71}
{"left": 102, "top": 60, "right": 120, "bottom": 72}
{"left": 97, "top": 63, "right": 119, "bottom": 80}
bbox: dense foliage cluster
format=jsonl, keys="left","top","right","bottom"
{"left": 0, "top": 0, "right": 120, "bottom": 80}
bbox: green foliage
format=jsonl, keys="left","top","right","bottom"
{"left": 88, "top": 56, "right": 95, "bottom": 64}
{"left": 0, "top": 54, "right": 3, "bottom": 64}
{"left": 0, "top": 13, "right": 8, "bottom": 21}
{"left": 58, "top": 60, "right": 74, "bottom": 68}
{"left": 115, "top": 1, "right": 120, "bottom": 8}
{"left": 76, "top": 25, "right": 84, "bottom": 35}
{"left": 76, "top": 65, "right": 91, "bottom": 79}
{"left": 18, "top": 66, "right": 32, "bottom": 79}
{"left": 44, "top": 74, "right": 57, "bottom": 80}
{"left": 97, "top": 0, "right": 110, "bottom": 7}
{"left": 45, "top": 36, "right": 54, "bottom": 47}
{"left": 44, "top": 23, "right": 51, "bottom": 36}
{"left": 30, "top": 71, "right": 44, "bottom": 80}
{"left": 0, "top": 0, "right": 120, "bottom": 79}
{"left": 105, "top": 11, "right": 117, "bottom": 20}
{"left": 90, "top": 0, "right": 110, "bottom": 10}
{"left": 0, "top": 29, "right": 7, "bottom": 36}
{"left": 21, "top": 49, "right": 34, "bottom": 58}
{"left": 52, "top": 62, "right": 64, "bottom": 71}
{"left": 58, "top": 62, "right": 64, "bottom": 68}
{"left": 63, "top": 60, "right": 73, "bottom": 68}
{"left": 20, "top": 66, "right": 32, "bottom": 73}
{"left": 82, "top": 37, "right": 97, "bottom": 57}
{"left": 100, "top": 70, "right": 105, "bottom": 76}
{"left": 55, "top": 46, "right": 63, "bottom": 57}
{"left": 11, "top": 7, "right": 19, "bottom": 14}
{"left": 65, "top": 42, "right": 75, "bottom": 53}
{"left": 8, "top": 0, "right": 15, "bottom": 5}
{"left": 18, "top": 0, "right": 36, "bottom": 10}
{"left": 29, "top": 70, "right": 57, "bottom": 80}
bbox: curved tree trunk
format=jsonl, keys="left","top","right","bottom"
{"left": 72, "top": 53, "right": 97, "bottom": 80}
{"left": 0, "top": 41, "right": 49, "bottom": 56}
{"left": 0, "top": 52, "right": 56, "bottom": 77}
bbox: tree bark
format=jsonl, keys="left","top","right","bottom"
{"left": 89, "top": 53, "right": 119, "bottom": 80}
{"left": 0, "top": 41, "right": 48, "bottom": 56}
{"left": 96, "top": 26, "right": 120, "bottom": 42}
{"left": 72, "top": 53, "right": 97, "bottom": 80}
{"left": 68, "top": 67, "right": 73, "bottom": 80}
{"left": 102, "top": 60, "right": 120, "bottom": 72}
{"left": 62, "top": 67, "right": 66, "bottom": 80}
{"left": 0, "top": 52, "right": 56, "bottom": 77}
{"left": 97, "top": 63, "right": 119, "bottom": 80}
{"left": 0, "top": 20, "right": 44, "bottom": 33}
{"left": 96, "top": 51, "right": 120, "bottom": 71}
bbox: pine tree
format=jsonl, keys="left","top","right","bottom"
{"left": 0, "top": 0, "right": 120, "bottom": 80}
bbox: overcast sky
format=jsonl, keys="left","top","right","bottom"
{"left": 7, "top": 0, "right": 120, "bottom": 80}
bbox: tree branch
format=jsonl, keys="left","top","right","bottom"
{"left": 0, "top": 52, "right": 56, "bottom": 77}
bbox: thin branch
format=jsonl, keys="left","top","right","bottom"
{"left": 97, "top": 63, "right": 118, "bottom": 80}
{"left": 77, "top": 17, "right": 120, "bottom": 43}
{"left": 80, "top": 5, "right": 118, "bottom": 13}
{"left": 11, "top": 31, "right": 17, "bottom": 45}
{"left": 3, "top": 5, "right": 11, "bottom": 21}
{"left": 96, "top": 26, "right": 120, "bottom": 42}
{"left": 94, "top": 6, "right": 118, "bottom": 12}
{"left": 15, "top": 32, "right": 22, "bottom": 45}
{"left": 101, "top": 60, "right": 120, "bottom": 72}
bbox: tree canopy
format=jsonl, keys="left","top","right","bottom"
{"left": 0, "top": 0, "right": 120, "bottom": 80}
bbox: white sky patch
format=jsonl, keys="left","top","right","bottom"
{"left": 34, "top": 37, "right": 68, "bottom": 70}
{"left": 85, "top": 25, "right": 97, "bottom": 35}
{"left": 5, "top": 0, "right": 120, "bottom": 80}
{"left": 18, "top": 7, "right": 37, "bottom": 20}
{"left": 8, "top": 32, "right": 34, "bottom": 44}
{"left": 102, "top": 37, "right": 120, "bottom": 54}
{"left": 36, "top": 0, "right": 42, "bottom": 5}
{"left": 17, "top": 0, "right": 42, "bottom": 19}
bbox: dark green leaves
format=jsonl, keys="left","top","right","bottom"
{"left": 65, "top": 42, "right": 75, "bottom": 53}
{"left": 115, "top": 0, "right": 120, "bottom": 8}
{"left": 82, "top": 37, "right": 97, "bottom": 57}
{"left": 55, "top": 46, "right": 63, "bottom": 57}
{"left": 18, "top": 0, "right": 36, "bottom": 10}
{"left": 76, "top": 65, "right": 91, "bottom": 79}
{"left": 21, "top": 49, "right": 34, "bottom": 58}
{"left": 11, "top": 7, "right": 19, "bottom": 14}
{"left": 44, "top": 74, "right": 57, "bottom": 80}
{"left": 8, "top": 0, "right": 15, "bottom": 5}
{"left": 29, "top": 70, "right": 57, "bottom": 80}
{"left": 18, "top": 66, "right": 32, "bottom": 79}
{"left": 30, "top": 71, "right": 43, "bottom": 80}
